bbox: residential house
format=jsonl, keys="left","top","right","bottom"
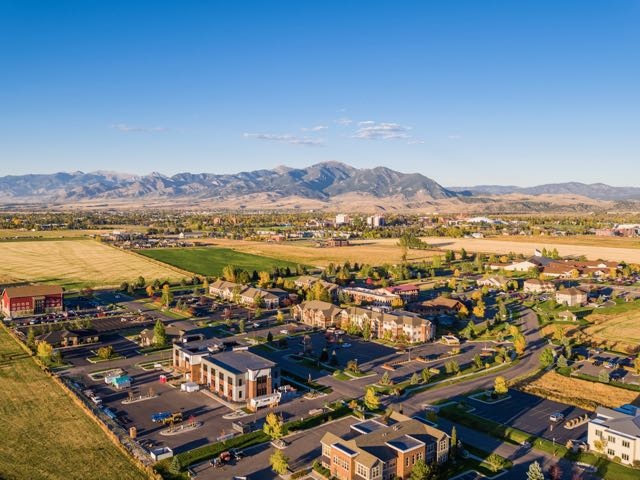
{"left": 588, "top": 405, "right": 640, "bottom": 465}
{"left": 320, "top": 412, "right": 450, "bottom": 480}
{"left": 523, "top": 278, "right": 556, "bottom": 294}
{"left": 209, "top": 280, "right": 241, "bottom": 300}
{"left": 293, "top": 300, "right": 344, "bottom": 329}
{"left": 556, "top": 287, "right": 588, "bottom": 307}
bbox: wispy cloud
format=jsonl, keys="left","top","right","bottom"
{"left": 301, "top": 125, "right": 328, "bottom": 132}
{"left": 334, "top": 117, "right": 353, "bottom": 126}
{"left": 352, "top": 121, "right": 411, "bottom": 140}
{"left": 448, "top": 134, "right": 462, "bottom": 140}
{"left": 243, "top": 133, "right": 325, "bottom": 146}
{"left": 111, "top": 123, "right": 168, "bottom": 133}
{"left": 407, "top": 139, "right": 425, "bottom": 145}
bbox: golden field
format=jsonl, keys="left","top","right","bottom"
{"left": 199, "top": 238, "right": 440, "bottom": 267}
{"left": 0, "top": 327, "right": 149, "bottom": 480}
{"left": 425, "top": 236, "right": 640, "bottom": 263}
{"left": 0, "top": 239, "right": 188, "bottom": 289}
{"left": 583, "top": 309, "right": 640, "bottom": 352}
{"left": 520, "top": 371, "right": 640, "bottom": 411}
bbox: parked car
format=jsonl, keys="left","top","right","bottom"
{"left": 342, "top": 343, "right": 352, "bottom": 348}
{"left": 549, "top": 413, "right": 565, "bottom": 422}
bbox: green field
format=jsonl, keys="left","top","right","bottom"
{"left": 0, "top": 327, "right": 149, "bottom": 480}
{"left": 137, "top": 246, "right": 304, "bottom": 276}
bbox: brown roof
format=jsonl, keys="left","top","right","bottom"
{"left": 420, "top": 296, "right": 464, "bottom": 309}
{"left": 3, "top": 285, "right": 63, "bottom": 298}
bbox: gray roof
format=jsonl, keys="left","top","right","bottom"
{"left": 205, "top": 349, "right": 275, "bottom": 374}
{"left": 593, "top": 406, "right": 640, "bottom": 438}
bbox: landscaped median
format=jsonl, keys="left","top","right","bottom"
{"left": 439, "top": 403, "right": 640, "bottom": 480}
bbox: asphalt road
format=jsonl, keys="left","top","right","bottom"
{"left": 402, "top": 305, "right": 546, "bottom": 415}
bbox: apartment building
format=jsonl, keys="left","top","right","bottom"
{"left": 588, "top": 405, "right": 640, "bottom": 465}
{"left": 320, "top": 412, "right": 449, "bottom": 480}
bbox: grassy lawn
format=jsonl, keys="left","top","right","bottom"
{"left": 137, "top": 246, "right": 304, "bottom": 277}
{"left": 0, "top": 327, "right": 149, "bottom": 480}
{"left": 0, "top": 239, "right": 188, "bottom": 289}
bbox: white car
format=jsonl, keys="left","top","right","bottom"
{"left": 279, "top": 329, "right": 289, "bottom": 334}
{"left": 549, "top": 413, "right": 564, "bottom": 422}
{"left": 342, "top": 343, "right": 352, "bottom": 348}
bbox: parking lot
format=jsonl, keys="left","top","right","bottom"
{"left": 191, "top": 415, "right": 360, "bottom": 480}
{"left": 467, "top": 390, "right": 591, "bottom": 445}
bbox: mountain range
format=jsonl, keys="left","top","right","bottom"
{"left": 0, "top": 162, "right": 638, "bottom": 211}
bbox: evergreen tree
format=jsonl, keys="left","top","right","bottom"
{"left": 526, "top": 461, "right": 545, "bottom": 480}
{"left": 153, "top": 319, "right": 167, "bottom": 346}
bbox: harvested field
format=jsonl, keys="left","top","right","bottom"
{"left": 0, "top": 239, "right": 188, "bottom": 289}
{"left": 424, "top": 237, "right": 640, "bottom": 263}
{"left": 196, "top": 238, "right": 439, "bottom": 267}
{"left": 584, "top": 309, "right": 640, "bottom": 352}
{"left": 0, "top": 327, "right": 149, "bottom": 480}
{"left": 519, "top": 370, "right": 640, "bottom": 411}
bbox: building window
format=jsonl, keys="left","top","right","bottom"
{"left": 622, "top": 454, "right": 629, "bottom": 461}
{"left": 405, "top": 457, "right": 409, "bottom": 467}
{"left": 622, "top": 440, "right": 630, "bottom": 448}
{"left": 607, "top": 436, "right": 616, "bottom": 444}
{"left": 356, "top": 462, "right": 368, "bottom": 478}
{"left": 322, "top": 445, "right": 331, "bottom": 457}
{"left": 607, "top": 449, "right": 615, "bottom": 456}
{"left": 237, "top": 378, "right": 243, "bottom": 387}
{"left": 238, "top": 390, "right": 242, "bottom": 399}
{"left": 371, "top": 465, "right": 380, "bottom": 477}
{"left": 595, "top": 429, "right": 603, "bottom": 438}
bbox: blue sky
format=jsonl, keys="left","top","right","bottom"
{"left": 1, "top": 1, "right": 639, "bottom": 186}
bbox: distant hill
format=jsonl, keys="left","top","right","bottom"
{"left": 448, "top": 182, "right": 640, "bottom": 201}
{"left": 0, "top": 161, "right": 457, "bottom": 204}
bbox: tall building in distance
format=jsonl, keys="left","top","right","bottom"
{"left": 366, "top": 214, "right": 385, "bottom": 227}
{"left": 335, "top": 213, "right": 351, "bottom": 226}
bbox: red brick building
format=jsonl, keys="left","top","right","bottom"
{"left": 1, "top": 285, "right": 63, "bottom": 318}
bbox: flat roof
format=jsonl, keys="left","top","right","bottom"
{"left": 205, "top": 350, "right": 275, "bottom": 374}
{"left": 351, "top": 419, "right": 387, "bottom": 434}
{"left": 385, "top": 434, "right": 425, "bottom": 453}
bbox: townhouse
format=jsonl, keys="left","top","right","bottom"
{"left": 208, "top": 280, "right": 283, "bottom": 308}
{"left": 293, "top": 300, "right": 344, "bottom": 329}
{"left": 320, "top": 412, "right": 450, "bottom": 480}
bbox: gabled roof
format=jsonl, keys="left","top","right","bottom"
{"left": 3, "top": 285, "right": 63, "bottom": 298}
